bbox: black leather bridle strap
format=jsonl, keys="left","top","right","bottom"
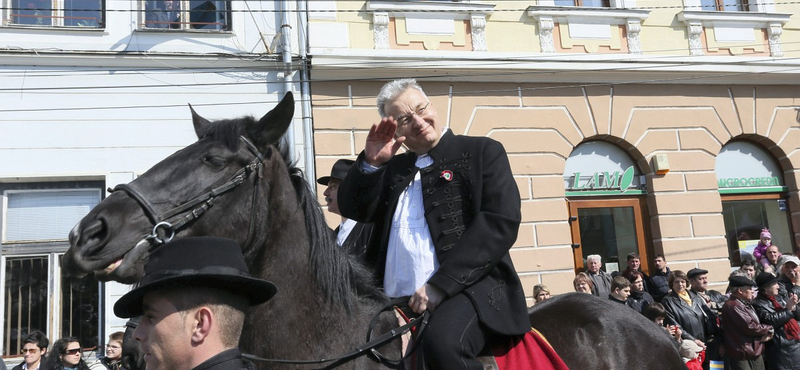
{"left": 242, "top": 297, "right": 428, "bottom": 369}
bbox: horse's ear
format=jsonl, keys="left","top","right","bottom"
{"left": 189, "top": 104, "right": 212, "bottom": 139}
{"left": 250, "top": 92, "right": 295, "bottom": 148}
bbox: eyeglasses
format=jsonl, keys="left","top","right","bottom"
{"left": 395, "top": 102, "right": 431, "bottom": 128}
{"left": 21, "top": 348, "right": 39, "bottom": 354}
{"left": 106, "top": 345, "right": 121, "bottom": 350}
{"left": 65, "top": 348, "right": 82, "bottom": 355}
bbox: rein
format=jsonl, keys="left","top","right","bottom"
{"left": 243, "top": 297, "right": 429, "bottom": 369}
{"left": 110, "top": 136, "right": 264, "bottom": 247}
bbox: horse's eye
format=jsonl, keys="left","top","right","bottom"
{"left": 202, "top": 156, "right": 226, "bottom": 167}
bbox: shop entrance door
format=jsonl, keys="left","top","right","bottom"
{"left": 569, "top": 198, "right": 651, "bottom": 275}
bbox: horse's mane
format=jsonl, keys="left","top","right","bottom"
{"left": 202, "top": 115, "right": 385, "bottom": 311}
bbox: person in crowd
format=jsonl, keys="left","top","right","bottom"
{"left": 644, "top": 302, "right": 682, "bottom": 344}
{"left": 42, "top": 338, "right": 91, "bottom": 370}
{"left": 317, "top": 159, "right": 374, "bottom": 260}
{"left": 93, "top": 332, "right": 125, "bottom": 370}
{"left": 12, "top": 331, "right": 48, "bottom": 370}
{"left": 722, "top": 276, "right": 774, "bottom": 370}
{"left": 622, "top": 269, "right": 654, "bottom": 314}
{"left": 585, "top": 254, "right": 612, "bottom": 298}
{"left": 688, "top": 268, "right": 726, "bottom": 366}
{"left": 573, "top": 272, "right": 595, "bottom": 294}
{"left": 146, "top": 0, "right": 180, "bottom": 29}
{"left": 662, "top": 270, "right": 709, "bottom": 350}
{"left": 680, "top": 339, "right": 706, "bottom": 370}
{"left": 113, "top": 237, "right": 277, "bottom": 370}
{"left": 533, "top": 284, "right": 551, "bottom": 304}
{"left": 751, "top": 272, "right": 800, "bottom": 370}
{"left": 337, "top": 78, "right": 530, "bottom": 370}
{"left": 740, "top": 258, "right": 758, "bottom": 280}
{"left": 753, "top": 229, "right": 773, "bottom": 273}
{"left": 763, "top": 245, "right": 783, "bottom": 276}
{"left": 609, "top": 276, "right": 632, "bottom": 306}
{"left": 621, "top": 252, "right": 654, "bottom": 293}
{"left": 777, "top": 255, "right": 800, "bottom": 300}
{"left": 651, "top": 254, "right": 672, "bottom": 302}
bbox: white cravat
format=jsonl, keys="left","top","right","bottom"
{"left": 362, "top": 154, "right": 438, "bottom": 297}
{"left": 336, "top": 218, "right": 357, "bottom": 247}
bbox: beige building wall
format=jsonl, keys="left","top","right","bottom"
{"left": 311, "top": 81, "right": 800, "bottom": 306}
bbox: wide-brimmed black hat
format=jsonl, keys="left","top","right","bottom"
{"left": 729, "top": 275, "right": 757, "bottom": 289}
{"left": 687, "top": 268, "right": 708, "bottom": 280}
{"left": 114, "top": 236, "right": 277, "bottom": 318}
{"left": 755, "top": 272, "right": 779, "bottom": 289}
{"left": 316, "top": 159, "right": 355, "bottom": 185}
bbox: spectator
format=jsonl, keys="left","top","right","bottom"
{"left": 622, "top": 269, "right": 654, "bottom": 314}
{"left": 651, "top": 254, "right": 672, "bottom": 302}
{"left": 777, "top": 255, "right": 800, "bottom": 300}
{"left": 113, "top": 237, "right": 277, "bottom": 370}
{"left": 317, "top": 159, "right": 374, "bottom": 260}
{"left": 573, "top": 272, "right": 595, "bottom": 294}
{"left": 740, "top": 258, "right": 758, "bottom": 280}
{"left": 751, "top": 272, "right": 800, "bottom": 370}
{"left": 679, "top": 339, "right": 705, "bottom": 370}
{"left": 644, "top": 302, "right": 682, "bottom": 344}
{"left": 42, "top": 338, "right": 91, "bottom": 370}
{"left": 688, "top": 268, "right": 725, "bottom": 366}
{"left": 609, "top": 276, "right": 632, "bottom": 305}
{"left": 621, "top": 252, "right": 655, "bottom": 293}
{"left": 722, "top": 276, "right": 774, "bottom": 370}
{"left": 533, "top": 284, "right": 551, "bottom": 304}
{"left": 662, "top": 270, "right": 709, "bottom": 349}
{"left": 146, "top": 0, "right": 180, "bottom": 29}
{"left": 338, "top": 78, "right": 530, "bottom": 370}
{"left": 763, "top": 245, "right": 783, "bottom": 276}
{"left": 92, "top": 332, "right": 125, "bottom": 370}
{"left": 585, "top": 254, "right": 612, "bottom": 298}
{"left": 12, "top": 331, "right": 48, "bottom": 370}
{"left": 753, "top": 229, "right": 773, "bottom": 273}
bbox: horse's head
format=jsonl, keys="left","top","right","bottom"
{"left": 61, "top": 92, "right": 295, "bottom": 283}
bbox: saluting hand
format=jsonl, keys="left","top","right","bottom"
{"left": 365, "top": 117, "right": 405, "bottom": 167}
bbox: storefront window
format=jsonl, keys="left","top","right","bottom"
{"left": 2, "top": 257, "right": 49, "bottom": 356}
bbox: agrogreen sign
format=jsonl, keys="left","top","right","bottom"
{"left": 718, "top": 176, "right": 782, "bottom": 188}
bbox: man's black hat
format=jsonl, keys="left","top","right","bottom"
{"left": 729, "top": 275, "right": 757, "bottom": 288}
{"left": 114, "top": 236, "right": 277, "bottom": 318}
{"left": 755, "top": 272, "right": 778, "bottom": 289}
{"left": 316, "top": 159, "right": 355, "bottom": 185}
{"left": 687, "top": 268, "right": 708, "bottom": 280}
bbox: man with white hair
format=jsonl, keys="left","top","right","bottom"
{"left": 586, "top": 254, "right": 612, "bottom": 298}
{"left": 777, "top": 255, "right": 800, "bottom": 299}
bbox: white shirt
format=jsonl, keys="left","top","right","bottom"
{"left": 363, "top": 154, "right": 438, "bottom": 297}
{"left": 336, "top": 218, "right": 357, "bottom": 247}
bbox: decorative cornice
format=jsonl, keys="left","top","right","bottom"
{"left": 526, "top": 5, "right": 650, "bottom": 24}
{"left": 368, "top": 0, "right": 495, "bottom": 19}
{"left": 677, "top": 11, "right": 791, "bottom": 26}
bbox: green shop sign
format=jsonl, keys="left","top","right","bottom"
{"left": 718, "top": 177, "right": 781, "bottom": 188}
{"left": 567, "top": 166, "right": 640, "bottom": 195}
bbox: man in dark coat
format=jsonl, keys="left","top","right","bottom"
{"left": 146, "top": 0, "right": 180, "bottom": 29}
{"left": 651, "top": 254, "right": 672, "bottom": 302}
{"left": 114, "top": 237, "right": 275, "bottom": 370}
{"left": 688, "top": 268, "right": 726, "bottom": 365}
{"left": 751, "top": 272, "right": 800, "bottom": 370}
{"left": 722, "top": 276, "right": 774, "bottom": 370}
{"left": 338, "top": 78, "right": 529, "bottom": 370}
{"left": 317, "top": 158, "right": 374, "bottom": 261}
{"left": 777, "top": 255, "right": 800, "bottom": 300}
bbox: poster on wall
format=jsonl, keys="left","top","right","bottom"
{"left": 738, "top": 239, "right": 759, "bottom": 260}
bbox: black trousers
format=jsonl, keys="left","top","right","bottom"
{"left": 421, "top": 293, "right": 502, "bottom": 370}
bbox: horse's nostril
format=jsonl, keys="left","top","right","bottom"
{"left": 80, "top": 219, "right": 106, "bottom": 246}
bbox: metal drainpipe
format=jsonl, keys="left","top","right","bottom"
{"left": 281, "top": 0, "right": 295, "bottom": 163}
{"left": 296, "top": 0, "right": 316, "bottom": 187}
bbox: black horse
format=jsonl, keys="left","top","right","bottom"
{"left": 61, "top": 92, "right": 686, "bottom": 370}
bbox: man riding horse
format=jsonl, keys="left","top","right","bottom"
{"left": 338, "top": 79, "right": 530, "bottom": 369}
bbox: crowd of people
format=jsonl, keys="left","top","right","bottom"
{"left": 6, "top": 331, "right": 125, "bottom": 370}
{"left": 529, "top": 247, "right": 800, "bottom": 370}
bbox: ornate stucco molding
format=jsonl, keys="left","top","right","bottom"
{"left": 538, "top": 16, "right": 555, "bottom": 53}
{"left": 687, "top": 22, "right": 704, "bottom": 56}
{"left": 677, "top": 11, "right": 790, "bottom": 57}
{"left": 470, "top": 14, "right": 487, "bottom": 52}
{"left": 373, "top": 12, "right": 389, "bottom": 50}
{"left": 626, "top": 19, "right": 642, "bottom": 55}
{"left": 768, "top": 22, "right": 784, "bottom": 57}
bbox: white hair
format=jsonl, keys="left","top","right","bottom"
{"left": 376, "top": 78, "right": 427, "bottom": 118}
{"left": 587, "top": 254, "right": 602, "bottom": 263}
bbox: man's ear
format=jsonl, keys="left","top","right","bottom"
{"left": 191, "top": 307, "right": 214, "bottom": 344}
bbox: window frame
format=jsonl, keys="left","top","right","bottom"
{"left": 5, "top": 0, "right": 105, "bottom": 28}
{"left": 140, "top": 0, "right": 232, "bottom": 31}
{"left": 700, "top": 0, "right": 750, "bottom": 11}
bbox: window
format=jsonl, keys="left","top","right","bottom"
{"left": 1, "top": 181, "right": 103, "bottom": 358}
{"left": 9, "top": 0, "right": 103, "bottom": 27}
{"left": 700, "top": 0, "right": 749, "bottom": 11}
{"left": 553, "top": 0, "right": 610, "bottom": 6}
{"left": 142, "top": 0, "right": 230, "bottom": 30}
{"left": 722, "top": 194, "right": 794, "bottom": 266}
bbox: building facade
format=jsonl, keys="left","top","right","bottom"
{"left": 308, "top": 0, "right": 800, "bottom": 305}
{"left": 0, "top": 0, "right": 310, "bottom": 361}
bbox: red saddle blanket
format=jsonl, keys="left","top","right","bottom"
{"left": 492, "top": 329, "right": 570, "bottom": 370}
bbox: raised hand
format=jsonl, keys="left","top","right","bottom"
{"left": 364, "top": 117, "right": 405, "bottom": 167}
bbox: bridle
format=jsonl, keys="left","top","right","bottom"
{"left": 110, "top": 136, "right": 265, "bottom": 247}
